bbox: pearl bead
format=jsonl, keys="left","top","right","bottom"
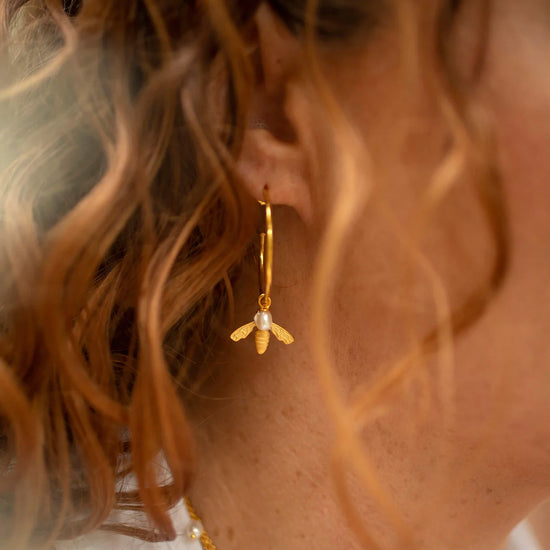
{"left": 254, "top": 310, "right": 272, "bottom": 331}
{"left": 185, "top": 519, "right": 204, "bottom": 540}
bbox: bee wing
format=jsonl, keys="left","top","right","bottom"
{"left": 271, "top": 323, "right": 294, "bottom": 344}
{"left": 230, "top": 322, "right": 256, "bottom": 342}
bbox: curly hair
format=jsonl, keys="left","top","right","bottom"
{"left": 0, "top": 0, "right": 508, "bottom": 548}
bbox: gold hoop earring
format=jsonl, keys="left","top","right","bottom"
{"left": 230, "top": 185, "right": 294, "bottom": 354}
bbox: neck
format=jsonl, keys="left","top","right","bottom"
{"left": 186, "top": 333, "right": 540, "bottom": 549}
{"left": 185, "top": 210, "right": 546, "bottom": 550}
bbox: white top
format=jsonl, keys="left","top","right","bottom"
{"left": 56, "top": 499, "right": 204, "bottom": 550}
{"left": 506, "top": 521, "right": 543, "bottom": 550}
{"left": 57, "top": 513, "right": 542, "bottom": 550}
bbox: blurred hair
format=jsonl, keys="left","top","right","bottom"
{"left": 0, "top": 0, "right": 508, "bottom": 548}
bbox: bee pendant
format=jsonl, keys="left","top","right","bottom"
{"left": 230, "top": 310, "right": 294, "bottom": 354}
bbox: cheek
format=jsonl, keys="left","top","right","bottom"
{"left": 480, "top": 5, "right": 550, "bottom": 322}
{"left": 470, "top": 1, "right": 550, "bottom": 452}
{"left": 491, "top": 75, "right": 550, "bottom": 279}
{"left": 483, "top": 1, "right": 550, "bottom": 230}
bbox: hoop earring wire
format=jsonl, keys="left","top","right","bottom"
{"left": 258, "top": 186, "right": 273, "bottom": 311}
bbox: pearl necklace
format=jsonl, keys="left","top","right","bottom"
{"left": 184, "top": 497, "right": 217, "bottom": 550}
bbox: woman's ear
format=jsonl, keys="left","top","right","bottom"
{"left": 235, "top": 3, "right": 314, "bottom": 223}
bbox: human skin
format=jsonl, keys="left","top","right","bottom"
{"left": 186, "top": 2, "right": 550, "bottom": 549}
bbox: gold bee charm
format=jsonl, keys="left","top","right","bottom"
{"left": 230, "top": 185, "right": 294, "bottom": 355}
{"left": 230, "top": 308, "right": 294, "bottom": 355}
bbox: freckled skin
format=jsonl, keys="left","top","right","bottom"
{"left": 187, "top": 2, "right": 550, "bottom": 550}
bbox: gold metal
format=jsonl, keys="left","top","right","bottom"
{"left": 229, "top": 321, "right": 255, "bottom": 341}
{"left": 230, "top": 184, "right": 294, "bottom": 354}
{"left": 258, "top": 293, "right": 271, "bottom": 311}
{"left": 230, "top": 320, "right": 294, "bottom": 354}
{"left": 259, "top": 185, "right": 273, "bottom": 301}
{"left": 255, "top": 329, "right": 270, "bottom": 355}
{"left": 271, "top": 323, "right": 294, "bottom": 345}
{"left": 184, "top": 497, "right": 217, "bottom": 550}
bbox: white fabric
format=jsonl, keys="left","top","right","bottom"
{"left": 55, "top": 499, "right": 204, "bottom": 550}
{"left": 57, "top": 511, "right": 543, "bottom": 549}
{"left": 505, "top": 520, "right": 543, "bottom": 550}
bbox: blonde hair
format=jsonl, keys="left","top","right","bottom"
{"left": 0, "top": 0, "right": 508, "bottom": 548}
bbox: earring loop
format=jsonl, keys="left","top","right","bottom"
{"left": 258, "top": 185, "right": 273, "bottom": 302}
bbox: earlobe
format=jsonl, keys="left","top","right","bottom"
{"left": 234, "top": 4, "right": 314, "bottom": 224}
{"left": 236, "top": 126, "right": 312, "bottom": 223}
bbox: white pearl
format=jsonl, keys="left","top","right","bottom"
{"left": 254, "top": 310, "right": 272, "bottom": 331}
{"left": 185, "top": 519, "right": 204, "bottom": 540}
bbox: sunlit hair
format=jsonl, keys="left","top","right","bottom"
{"left": 0, "top": 0, "right": 508, "bottom": 549}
